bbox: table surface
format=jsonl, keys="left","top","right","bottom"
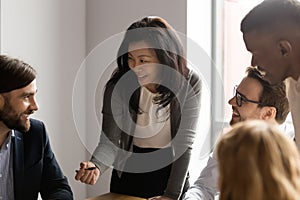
{"left": 86, "top": 192, "right": 146, "bottom": 200}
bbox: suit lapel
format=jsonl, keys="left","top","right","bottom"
{"left": 12, "top": 130, "right": 24, "bottom": 200}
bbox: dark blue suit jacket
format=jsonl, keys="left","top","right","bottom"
{"left": 12, "top": 119, "right": 73, "bottom": 200}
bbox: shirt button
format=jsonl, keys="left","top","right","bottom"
{"left": 0, "top": 196, "right": 3, "bottom": 199}
{"left": 0, "top": 174, "right": 2, "bottom": 178}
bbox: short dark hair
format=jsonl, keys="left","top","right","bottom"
{"left": 0, "top": 55, "right": 36, "bottom": 93}
{"left": 246, "top": 67, "right": 289, "bottom": 124}
{"left": 241, "top": 0, "right": 300, "bottom": 34}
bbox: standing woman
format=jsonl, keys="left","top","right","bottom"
{"left": 75, "top": 16, "right": 202, "bottom": 200}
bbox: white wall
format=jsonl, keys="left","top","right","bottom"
{"left": 86, "top": 0, "right": 186, "bottom": 54}
{"left": 187, "top": 0, "right": 213, "bottom": 184}
{"left": 1, "top": 0, "right": 87, "bottom": 199}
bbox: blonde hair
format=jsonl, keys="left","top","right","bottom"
{"left": 217, "top": 120, "right": 300, "bottom": 200}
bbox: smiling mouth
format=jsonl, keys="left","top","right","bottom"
{"left": 232, "top": 108, "right": 240, "bottom": 118}
{"left": 22, "top": 111, "right": 34, "bottom": 120}
{"left": 137, "top": 74, "right": 146, "bottom": 78}
{"left": 21, "top": 114, "right": 30, "bottom": 120}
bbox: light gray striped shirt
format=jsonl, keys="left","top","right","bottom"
{"left": 0, "top": 130, "right": 14, "bottom": 200}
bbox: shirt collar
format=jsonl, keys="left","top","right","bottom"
{"left": 1, "top": 130, "right": 13, "bottom": 151}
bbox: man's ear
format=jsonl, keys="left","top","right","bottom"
{"left": 278, "top": 40, "right": 292, "bottom": 56}
{"left": 261, "top": 106, "right": 277, "bottom": 120}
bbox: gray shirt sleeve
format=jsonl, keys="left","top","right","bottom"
{"left": 164, "top": 71, "right": 202, "bottom": 199}
{"left": 90, "top": 83, "right": 124, "bottom": 174}
{"left": 183, "top": 154, "right": 219, "bottom": 200}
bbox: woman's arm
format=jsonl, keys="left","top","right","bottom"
{"left": 164, "top": 72, "right": 202, "bottom": 199}
{"left": 91, "top": 83, "right": 124, "bottom": 173}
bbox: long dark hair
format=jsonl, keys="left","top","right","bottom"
{"left": 106, "top": 16, "right": 189, "bottom": 114}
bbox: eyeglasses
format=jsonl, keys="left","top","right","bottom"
{"left": 233, "top": 86, "right": 265, "bottom": 107}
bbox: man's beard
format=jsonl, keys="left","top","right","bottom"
{"left": 0, "top": 98, "right": 32, "bottom": 132}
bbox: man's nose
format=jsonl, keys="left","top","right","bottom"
{"left": 228, "top": 96, "right": 236, "bottom": 106}
{"left": 30, "top": 97, "right": 39, "bottom": 111}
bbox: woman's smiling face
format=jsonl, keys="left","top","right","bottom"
{"left": 128, "top": 41, "right": 161, "bottom": 93}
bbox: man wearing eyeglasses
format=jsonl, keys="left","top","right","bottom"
{"left": 183, "top": 66, "right": 291, "bottom": 200}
